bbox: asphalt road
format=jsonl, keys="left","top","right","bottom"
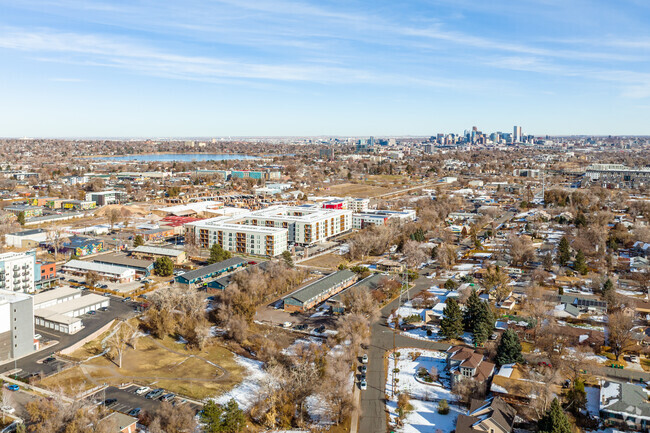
{"left": 99, "top": 385, "right": 201, "bottom": 418}
{"left": 0, "top": 294, "right": 138, "bottom": 376}
{"left": 358, "top": 272, "right": 451, "bottom": 433}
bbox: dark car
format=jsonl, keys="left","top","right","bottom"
{"left": 294, "top": 324, "right": 308, "bottom": 331}
{"left": 99, "top": 307, "right": 108, "bottom": 312}
{"left": 43, "top": 356, "right": 56, "bottom": 364}
{"left": 102, "top": 398, "right": 117, "bottom": 406}
{"left": 87, "top": 310, "right": 96, "bottom": 315}
{"left": 128, "top": 408, "right": 141, "bottom": 417}
{"left": 314, "top": 325, "right": 325, "bottom": 333}
{"left": 123, "top": 297, "right": 132, "bottom": 302}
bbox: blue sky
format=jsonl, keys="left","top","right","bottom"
{"left": 1, "top": 0, "right": 650, "bottom": 137}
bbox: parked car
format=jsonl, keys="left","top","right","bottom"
{"left": 87, "top": 310, "right": 96, "bottom": 315}
{"left": 360, "top": 365, "right": 367, "bottom": 374}
{"left": 0, "top": 405, "right": 15, "bottom": 414}
{"left": 99, "top": 307, "right": 108, "bottom": 312}
{"left": 134, "top": 386, "right": 150, "bottom": 395}
{"left": 360, "top": 380, "right": 367, "bottom": 390}
{"left": 314, "top": 325, "right": 325, "bottom": 333}
{"left": 161, "top": 393, "right": 175, "bottom": 402}
{"left": 630, "top": 355, "right": 640, "bottom": 363}
{"left": 123, "top": 297, "right": 132, "bottom": 302}
{"left": 361, "top": 354, "right": 368, "bottom": 364}
{"left": 43, "top": 356, "right": 56, "bottom": 364}
{"left": 145, "top": 389, "right": 165, "bottom": 399}
{"left": 6, "top": 385, "right": 19, "bottom": 391}
{"left": 294, "top": 324, "right": 308, "bottom": 331}
{"left": 34, "top": 334, "right": 42, "bottom": 340}
{"left": 102, "top": 398, "right": 117, "bottom": 406}
{"left": 128, "top": 408, "right": 141, "bottom": 417}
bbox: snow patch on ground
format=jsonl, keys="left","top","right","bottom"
{"left": 281, "top": 336, "right": 324, "bottom": 356}
{"left": 214, "top": 355, "right": 268, "bottom": 411}
{"left": 386, "top": 399, "right": 462, "bottom": 433}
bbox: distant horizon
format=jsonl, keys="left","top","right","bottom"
{"left": 1, "top": 0, "right": 649, "bottom": 136}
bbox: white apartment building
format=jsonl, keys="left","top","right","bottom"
{"left": 242, "top": 206, "right": 352, "bottom": 245}
{"left": 0, "top": 252, "right": 35, "bottom": 293}
{"left": 0, "top": 289, "right": 35, "bottom": 361}
{"left": 352, "top": 209, "right": 417, "bottom": 230}
{"left": 184, "top": 205, "right": 353, "bottom": 257}
{"left": 347, "top": 198, "right": 370, "bottom": 213}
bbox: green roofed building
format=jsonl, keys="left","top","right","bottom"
{"left": 283, "top": 269, "right": 357, "bottom": 312}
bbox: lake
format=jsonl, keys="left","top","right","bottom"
{"left": 96, "top": 153, "right": 260, "bottom": 162}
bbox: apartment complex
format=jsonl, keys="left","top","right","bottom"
{"left": 0, "top": 289, "right": 35, "bottom": 361}
{"left": 0, "top": 252, "right": 36, "bottom": 293}
{"left": 352, "top": 209, "right": 417, "bottom": 229}
{"left": 184, "top": 205, "right": 352, "bottom": 257}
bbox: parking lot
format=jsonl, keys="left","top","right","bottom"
{"left": 97, "top": 385, "right": 202, "bottom": 418}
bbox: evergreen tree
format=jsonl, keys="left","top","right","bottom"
{"left": 154, "top": 257, "right": 174, "bottom": 277}
{"left": 557, "top": 237, "right": 571, "bottom": 266}
{"left": 208, "top": 243, "right": 232, "bottom": 264}
{"left": 543, "top": 252, "right": 554, "bottom": 270}
{"left": 496, "top": 329, "right": 524, "bottom": 366}
{"left": 281, "top": 250, "right": 294, "bottom": 267}
{"left": 566, "top": 379, "right": 587, "bottom": 415}
{"left": 17, "top": 211, "right": 25, "bottom": 226}
{"left": 444, "top": 279, "right": 458, "bottom": 291}
{"left": 133, "top": 234, "right": 145, "bottom": 247}
{"left": 472, "top": 301, "right": 494, "bottom": 346}
{"left": 201, "top": 399, "right": 245, "bottom": 433}
{"left": 440, "top": 298, "right": 464, "bottom": 340}
{"left": 538, "top": 398, "right": 573, "bottom": 433}
{"left": 463, "top": 290, "right": 483, "bottom": 332}
{"left": 574, "top": 249, "right": 588, "bottom": 275}
{"left": 574, "top": 212, "right": 587, "bottom": 227}
{"left": 602, "top": 278, "right": 614, "bottom": 296}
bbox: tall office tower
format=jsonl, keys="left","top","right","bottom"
{"left": 0, "top": 252, "right": 35, "bottom": 293}
{"left": 513, "top": 126, "right": 522, "bottom": 143}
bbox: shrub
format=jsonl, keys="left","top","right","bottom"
{"left": 410, "top": 351, "right": 422, "bottom": 361}
{"left": 438, "top": 399, "right": 450, "bottom": 415}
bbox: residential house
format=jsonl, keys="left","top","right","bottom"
{"left": 600, "top": 380, "right": 650, "bottom": 432}
{"left": 447, "top": 346, "right": 495, "bottom": 385}
{"left": 455, "top": 397, "right": 517, "bottom": 433}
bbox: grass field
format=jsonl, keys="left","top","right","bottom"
{"left": 41, "top": 330, "right": 246, "bottom": 400}
{"left": 301, "top": 253, "right": 346, "bottom": 269}
{"left": 323, "top": 182, "right": 395, "bottom": 198}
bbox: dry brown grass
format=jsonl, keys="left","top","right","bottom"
{"left": 300, "top": 253, "right": 346, "bottom": 269}
{"left": 323, "top": 183, "right": 394, "bottom": 198}
{"left": 41, "top": 331, "right": 245, "bottom": 400}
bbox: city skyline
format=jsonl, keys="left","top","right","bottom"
{"left": 1, "top": 0, "right": 650, "bottom": 137}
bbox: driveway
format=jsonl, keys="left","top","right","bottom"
{"left": 358, "top": 273, "right": 451, "bottom": 433}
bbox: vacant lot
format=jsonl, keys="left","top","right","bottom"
{"left": 40, "top": 327, "right": 246, "bottom": 400}
{"left": 301, "top": 253, "right": 346, "bottom": 270}
{"left": 323, "top": 182, "right": 395, "bottom": 198}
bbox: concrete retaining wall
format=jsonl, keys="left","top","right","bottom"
{"left": 60, "top": 319, "right": 116, "bottom": 355}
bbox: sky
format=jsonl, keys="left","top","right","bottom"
{"left": 1, "top": 0, "right": 650, "bottom": 137}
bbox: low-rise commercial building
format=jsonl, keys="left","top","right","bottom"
{"left": 4, "top": 205, "right": 43, "bottom": 218}
{"left": 92, "top": 254, "right": 154, "bottom": 276}
{"left": 5, "top": 228, "right": 48, "bottom": 248}
{"left": 175, "top": 257, "right": 247, "bottom": 288}
{"left": 34, "top": 291, "right": 109, "bottom": 334}
{"left": 130, "top": 246, "right": 186, "bottom": 264}
{"left": 61, "top": 200, "right": 96, "bottom": 210}
{"left": 85, "top": 190, "right": 127, "bottom": 206}
{"left": 283, "top": 270, "right": 357, "bottom": 312}
{"left": 63, "top": 260, "right": 136, "bottom": 283}
{"left": 352, "top": 209, "right": 416, "bottom": 229}
{"left": 61, "top": 235, "right": 105, "bottom": 257}
{"left": 0, "top": 289, "right": 35, "bottom": 361}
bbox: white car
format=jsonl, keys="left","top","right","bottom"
{"left": 1, "top": 405, "right": 15, "bottom": 414}
{"left": 134, "top": 386, "right": 150, "bottom": 395}
{"left": 361, "top": 354, "right": 368, "bottom": 364}
{"left": 360, "top": 380, "right": 367, "bottom": 390}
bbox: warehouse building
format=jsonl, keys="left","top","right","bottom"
{"left": 130, "top": 245, "right": 186, "bottom": 265}
{"left": 283, "top": 270, "right": 357, "bottom": 312}
{"left": 92, "top": 254, "right": 154, "bottom": 276}
{"left": 63, "top": 260, "right": 136, "bottom": 283}
{"left": 33, "top": 290, "right": 109, "bottom": 334}
{"left": 175, "top": 257, "right": 247, "bottom": 288}
{"left": 85, "top": 190, "right": 127, "bottom": 206}
{"left": 4, "top": 228, "right": 48, "bottom": 248}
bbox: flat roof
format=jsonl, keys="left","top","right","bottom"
{"left": 287, "top": 270, "right": 356, "bottom": 304}
{"left": 38, "top": 293, "right": 108, "bottom": 315}
{"left": 178, "top": 257, "right": 247, "bottom": 282}
{"left": 33, "top": 286, "right": 81, "bottom": 306}
{"left": 63, "top": 260, "right": 135, "bottom": 277}
{"left": 0, "top": 289, "right": 32, "bottom": 305}
{"left": 131, "top": 245, "right": 184, "bottom": 257}
{"left": 34, "top": 310, "right": 81, "bottom": 325}
{"left": 6, "top": 228, "right": 45, "bottom": 237}
{"left": 92, "top": 253, "right": 153, "bottom": 269}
